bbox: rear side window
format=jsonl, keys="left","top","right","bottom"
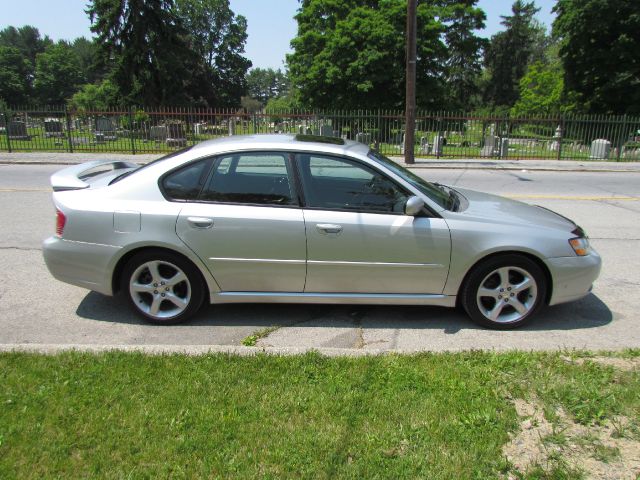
{"left": 162, "top": 159, "right": 212, "bottom": 200}
{"left": 199, "top": 153, "right": 296, "bottom": 206}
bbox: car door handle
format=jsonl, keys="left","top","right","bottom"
{"left": 316, "top": 223, "right": 343, "bottom": 235}
{"left": 187, "top": 217, "right": 214, "bottom": 229}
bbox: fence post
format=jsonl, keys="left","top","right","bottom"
{"left": 64, "top": 106, "right": 74, "bottom": 153}
{"left": 129, "top": 106, "right": 136, "bottom": 155}
{"left": 557, "top": 117, "right": 564, "bottom": 161}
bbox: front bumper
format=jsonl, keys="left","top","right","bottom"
{"left": 42, "top": 236, "right": 121, "bottom": 296}
{"left": 545, "top": 248, "right": 602, "bottom": 306}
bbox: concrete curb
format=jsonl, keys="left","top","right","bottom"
{"left": 0, "top": 343, "right": 389, "bottom": 356}
{"left": 0, "top": 343, "right": 594, "bottom": 356}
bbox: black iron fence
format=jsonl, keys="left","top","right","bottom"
{"left": 2, "top": 106, "right": 640, "bottom": 161}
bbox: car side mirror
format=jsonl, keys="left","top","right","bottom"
{"left": 404, "top": 196, "right": 425, "bottom": 216}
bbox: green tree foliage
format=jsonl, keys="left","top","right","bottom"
{"left": 287, "top": 0, "right": 485, "bottom": 110}
{"left": 553, "top": 0, "right": 640, "bottom": 114}
{"left": 88, "top": 0, "right": 198, "bottom": 105}
{"left": 70, "top": 37, "right": 104, "bottom": 84}
{"left": 246, "top": 68, "right": 290, "bottom": 105}
{"left": 88, "top": 0, "right": 250, "bottom": 106}
{"left": 0, "top": 25, "right": 52, "bottom": 70}
{"left": 68, "top": 79, "right": 120, "bottom": 111}
{"left": 440, "top": 0, "right": 487, "bottom": 110}
{"left": 34, "top": 42, "right": 84, "bottom": 104}
{"left": 0, "top": 47, "right": 32, "bottom": 104}
{"left": 175, "top": 0, "right": 252, "bottom": 106}
{"left": 0, "top": 26, "right": 52, "bottom": 103}
{"left": 511, "top": 61, "right": 564, "bottom": 116}
{"left": 483, "top": 1, "right": 543, "bottom": 109}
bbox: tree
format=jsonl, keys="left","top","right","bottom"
{"left": 88, "top": 0, "right": 251, "bottom": 106}
{"left": 439, "top": 0, "right": 488, "bottom": 110}
{"left": 287, "top": 0, "right": 485, "bottom": 110}
{"left": 175, "top": 0, "right": 252, "bottom": 106}
{"left": 70, "top": 37, "right": 104, "bottom": 84}
{"left": 68, "top": 79, "right": 120, "bottom": 111}
{"left": 0, "top": 47, "right": 32, "bottom": 104}
{"left": 0, "top": 25, "right": 52, "bottom": 68}
{"left": 0, "top": 26, "right": 52, "bottom": 103}
{"left": 246, "top": 68, "right": 290, "bottom": 105}
{"left": 553, "top": 0, "right": 640, "bottom": 114}
{"left": 510, "top": 61, "right": 564, "bottom": 117}
{"left": 34, "top": 42, "right": 84, "bottom": 104}
{"left": 88, "top": 0, "right": 201, "bottom": 105}
{"left": 483, "top": 1, "right": 543, "bottom": 109}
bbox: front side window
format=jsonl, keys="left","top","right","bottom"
{"left": 199, "top": 153, "right": 296, "bottom": 206}
{"left": 297, "top": 154, "right": 410, "bottom": 214}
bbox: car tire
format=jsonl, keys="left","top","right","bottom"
{"left": 461, "top": 254, "right": 547, "bottom": 329}
{"left": 121, "top": 249, "right": 205, "bottom": 325}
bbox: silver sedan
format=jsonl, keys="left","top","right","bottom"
{"left": 43, "top": 134, "right": 601, "bottom": 329}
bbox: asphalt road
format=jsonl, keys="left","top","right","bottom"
{"left": 1, "top": 163, "right": 639, "bottom": 353}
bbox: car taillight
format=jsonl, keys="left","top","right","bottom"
{"left": 55, "top": 209, "right": 66, "bottom": 237}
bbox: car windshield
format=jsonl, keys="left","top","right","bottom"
{"left": 109, "top": 146, "right": 194, "bottom": 185}
{"left": 368, "top": 150, "right": 451, "bottom": 209}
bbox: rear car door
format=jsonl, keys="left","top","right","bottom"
{"left": 297, "top": 153, "right": 451, "bottom": 294}
{"left": 172, "top": 152, "right": 307, "bottom": 292}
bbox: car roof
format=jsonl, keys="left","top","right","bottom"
{"left": 189, "top": 133, "right": 371, "bottom": 158}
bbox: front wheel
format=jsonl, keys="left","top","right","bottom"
{"left": 461, "top": 254, "right": 547, "bottom": 329}
{"left": 122, "top": 250, "right": 205, "bottom": 325}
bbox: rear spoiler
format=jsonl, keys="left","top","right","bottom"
{"left": 50, "top": 159, "right": 138, "bottom": 192}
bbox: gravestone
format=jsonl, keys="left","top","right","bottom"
{"left": 549, "top": 124, "right": 562, "bottom": 151}
{"left": 298, "top": 125, "right": 305, "bottom": 135}
{"left": 8, "top": 121, "right": 30, "bottom": 140}
{"left": 150, "top": 125, "right": 168, "bottom": 142}
{"left": 499, "top": 138, "right": 509, "bottom": 158}
{"left": 432, "top": 135, "right": 444, "bottom": 156}
{"left": 228, "top": 119, "right": 235, "bottom": 136}
{"left": 320, "top": 125, "right": 334, "bottom": 137}
{"left": 355, "top": 132, "right": 372, "bottom": 145}
{"left": 95, "top": 117, "right": 117, "bottom": 140}
{"left": 480, "top": 135, "right": 498, "bottom": 157}
{"left": 306, "top": 126, "right": 313, "bottom": 135}
{"left": 167, "top": 124, "right": 187, "bottom": 147}
{"left": 193, "top": 123, "right": 203, "bottom": 135}
{"left": 590, "top": 139, "right": 611, "bottom": 159}
{"left": 44, "top": 120, "right": 64, "bottom": 138}
{"left": 419, "top": 136, "right": 430, "bottom": 155}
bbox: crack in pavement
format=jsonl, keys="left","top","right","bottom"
{"left": 0, "top": 246, "right": 42, "bottom": 251}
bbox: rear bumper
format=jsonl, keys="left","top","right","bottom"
{"left": 42, "top": 236, "right": 120, "bottom": 296}
{"left": 545, "top": 249, "right": 602, "bottom": 306}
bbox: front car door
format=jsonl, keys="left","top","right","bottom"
{"left": 296, "top": 153, "right": 451, "bottom": 294}
{"left": 172, "top": 152, "right": 307, "bottom": 292}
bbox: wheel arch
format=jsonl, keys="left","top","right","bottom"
{"left": 456, "top": 250, "right": 553, "bottom": 306}
{"left": 111, "top": 246, "right": 212, "bottom": 303}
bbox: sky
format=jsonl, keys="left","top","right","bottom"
{"left": 0, "top": 0, "right": 557, "bottom": 70}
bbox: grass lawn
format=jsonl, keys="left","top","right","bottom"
{"left": 0, "top": 350, "right": 638, "bottom": 479}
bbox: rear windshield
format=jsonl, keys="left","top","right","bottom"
{"left": 110, "top": 146, "right": 194, "bottom": 185}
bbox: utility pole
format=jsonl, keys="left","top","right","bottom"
{"left": 404, "top": 0, "right": 417, "bottom": 164}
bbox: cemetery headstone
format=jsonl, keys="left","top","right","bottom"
{"left": 590, "top": 139, "right": 611, "bottom": 159}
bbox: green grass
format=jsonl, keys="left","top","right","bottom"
{"left": 241, "top": 326, "right": 281, "bottom": 346}
{"left": 0, "top": 350, "right": 638, "bottom": 479}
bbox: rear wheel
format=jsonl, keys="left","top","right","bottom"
{"left": 122, "top": 250, "right": 205, "bottom": 325}
{"left": 461, "top": 254, "right": 547, "bottom": 329}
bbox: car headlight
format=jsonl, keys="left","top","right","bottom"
{"left": 569, "top": 237, "right": 591, "bottom": 256}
